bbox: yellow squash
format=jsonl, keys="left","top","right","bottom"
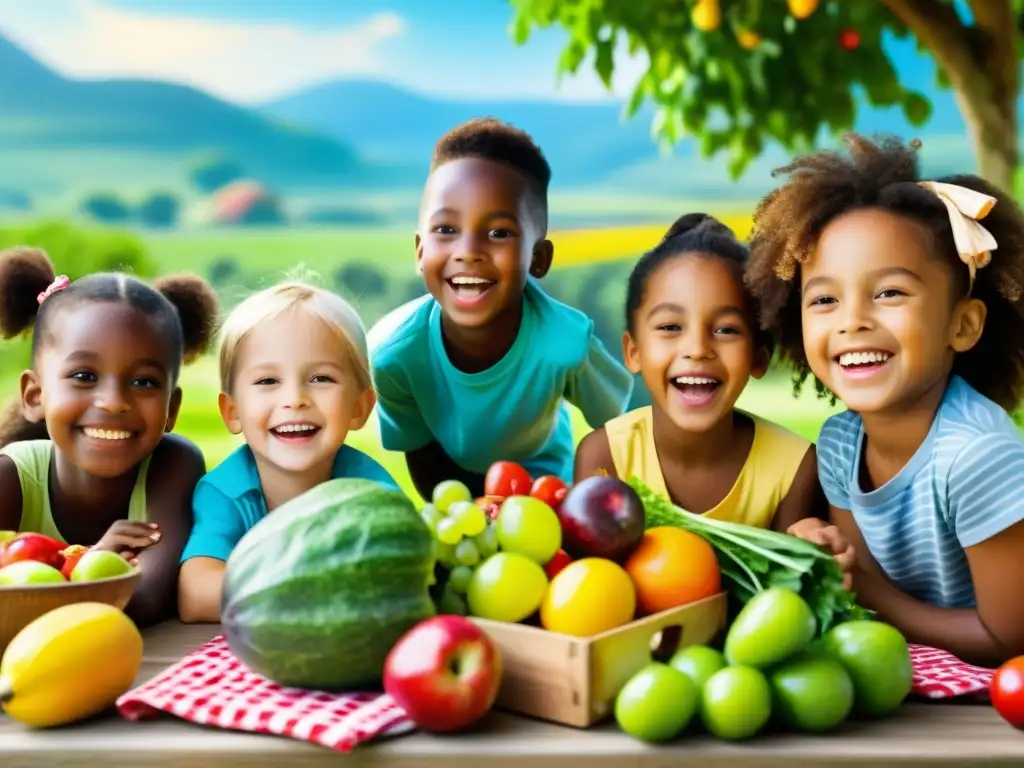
{"left": 0, "top": 602, "right": 143, "bottom": 728}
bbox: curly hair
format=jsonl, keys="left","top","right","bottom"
{"left": 626, "top": 212, "right": 773, "bottom": 353}
{"left": 0, "top": 246, "right": 221, "bottom": 447}
{"left": 431, "top": 117, "right": 551, "bottom": 233}
{"left": 745, "top": 133, "right": 1024, "bottom": 411}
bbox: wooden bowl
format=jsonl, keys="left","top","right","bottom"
{"left": 0, "top": 569, "right": 141, "bottom": 652}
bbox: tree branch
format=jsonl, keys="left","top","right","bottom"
{"left": 968, "top": 0, "right": 1019, "bottom": 98}
{"left": 878, "top": 0, "right": 979, "bottom": 94}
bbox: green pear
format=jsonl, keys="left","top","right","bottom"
{"left": 0, "top": 560, "right": 66, "bottom": 586}
{"left": 724, "top": 587, "right": 817, "bottom": 669}
{"left": 70, "top": 550, "right": 133, "bottom": 582}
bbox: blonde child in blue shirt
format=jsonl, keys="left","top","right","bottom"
{"left": 746, "top": 133, "right": 1024, "bottom": 666}
{"left": 371, "top": 118, "right": 634, "bottom": 501}
{"left": 178, "top": 280, "right": 397, "bottom": 622}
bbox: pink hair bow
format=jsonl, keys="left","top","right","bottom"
{"left": 37, "top": 275, "right": 69, "bottom": 305}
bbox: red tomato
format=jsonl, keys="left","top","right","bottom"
{"left": 992, "top": 657, "right": 1024, "bottom": 728}
{"left": 544, "top": 549, "right": 574, "bottom": 579}
{"left": 530, "top": 475, "right": 569, "bottom": 512}
{"left": 484, "top": 461, "right": 533, "bottom": 498}
{"left": 0, "top": 533, "right": 66, "bottom": 570}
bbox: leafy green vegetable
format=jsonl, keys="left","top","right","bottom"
{"left": 628, "top": 477, "right": 872, "bottom": 635}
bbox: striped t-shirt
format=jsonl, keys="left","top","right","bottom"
{"left": 817, "top": 375, "right": 1024, "bottom": 609}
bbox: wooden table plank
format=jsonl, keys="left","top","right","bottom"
{"left": 2, "top": 620, "right": 1023, "bottom": 767}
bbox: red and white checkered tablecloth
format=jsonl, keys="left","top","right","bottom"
{"left": 909, "top": 643, "right": 994, "bottom": 700}
{"left": 116, "top": 635, "right": 414, "bottom": 753}
{"left": 115, "top": 634, "right": 996, "bottom": 752}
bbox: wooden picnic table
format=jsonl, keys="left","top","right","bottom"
{"left": 2, "top": 620, "right": 1023, "bottom": 766}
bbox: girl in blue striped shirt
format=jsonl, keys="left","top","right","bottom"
{"left": 746, "top": 133, "right": 1024, "bottom": 667}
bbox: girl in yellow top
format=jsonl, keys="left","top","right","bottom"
{"left": 575, "top": 214, "right": 852, "bottom": 561}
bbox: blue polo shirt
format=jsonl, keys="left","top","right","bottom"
{"left": 180, "top": 443, "right": 399, "bottom": 563}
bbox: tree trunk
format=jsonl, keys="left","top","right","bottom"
{"left": 881, "top": 0, "right": 1019, "bottom": 192}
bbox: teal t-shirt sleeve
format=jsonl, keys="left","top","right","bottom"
{"left": 949, "top": 433, "right": 1024, "bottom": 548}
{"left": 179, "top": 481, "right": 247, "bottom": 564}
{"left": 563, "top": 332, "right": 634, "bottom": 428}
{"left": 372, "top": 363, "right": 434, "bottom": 453}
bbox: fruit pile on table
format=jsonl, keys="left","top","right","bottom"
{"left": 0, "top": 531, "right": 135, "bottom": 584}
{"left": 424, "top": 462, "right": 722, "bottom": 635}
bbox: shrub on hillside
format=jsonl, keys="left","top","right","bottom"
{"left": 191, "top": 155, "right": 244, "bottom": 194}
{"left": 334, "top": 262, "right": 388, "bottom": 299}
{"left": 209, "top": 256, "right": 240, "bottom": 288}
{"left": 138, "top": 192, "right": 180, "bottom": 228}
{"left": 81, "top": 192, "right": 131, "bottom": 224}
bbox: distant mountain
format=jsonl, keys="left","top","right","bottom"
{"left": 262, "top": 60, "right": 981, "bottom": 195}
{"left": 0, "top": 34, "right": 365, "bottom": 188}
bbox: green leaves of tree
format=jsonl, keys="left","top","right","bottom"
{"left": 506, "top": 0, "right": 934, "bottom": 179}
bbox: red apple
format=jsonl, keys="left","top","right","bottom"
{"left": 544, "top": 549, "right": 574, "bottom": 579}
{"left": 0, "top": 532, "right": 66, "bottom": 570}
{"left": 530, "top": 475, "right": 569, "bottom": 512}
{"left": 557, "top": 475, "right": 646, "bottom": 562}
{"left": 484, "top": 461, "right": 533, "bottom": 498}
{"left": 474, "top": 495, "right": 504, "bottom": 521}
{"left": 383, "top": 615, "right": 503, "bottom": 733}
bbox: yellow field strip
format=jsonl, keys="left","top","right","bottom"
{"left": 551, "top": 213, "right": 755, "bottom": 266}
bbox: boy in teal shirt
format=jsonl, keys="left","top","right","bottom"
{"left": 371, "top": 118, "right": 633, "bottom": 500}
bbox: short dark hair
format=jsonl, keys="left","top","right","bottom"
{"left": 0, "top": 246, "right": 220, "bottom": 446}
{"left": 745, "top": 133, "right": 1024, "bottom": 410}
{"left": 431, "top": 117, "right": 551, "bottom": 232}
{"left": 625, "top": 213, "right": 773, "bottom": 353}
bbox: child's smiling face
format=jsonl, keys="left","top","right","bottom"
{"left": 800, "top": 207, "right": 984, "bottom": 415}
{"left": 624, "top": 254, "right": 766, "bottom": 434}
{"left": 22, "top": 301, "right": 181, "bottom": 478}
{"left": 416, "top": 157, "right": 552, "bottom": 330}
{"left": 219, "top": 309, "right": 375, "bottom": 478}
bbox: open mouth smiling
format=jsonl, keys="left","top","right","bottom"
{"left": 81, "top": 427, "right": 135, "bottom": 441}
{"left": 445, "top": 275, "right": 496, "bottom": 299}
{"left": 669, "top": 374, "right": 722, "bottom": 407}
{"left": 270, "top": 422, "right": 321, "bottom": 441}
{"left": 835, "top": 349, "right": 893, "bottom": 378}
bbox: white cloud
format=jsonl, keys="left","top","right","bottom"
{"left": 0, "top": 0, "right": 405, "bottom": 103}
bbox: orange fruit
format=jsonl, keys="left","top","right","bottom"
{"left": 787, "top": 0, "right": 819, "bottom": 19}
{"left": 624, "top": 527, "right": 721, "bottom": 615}
{"left": 737, "top": 30, "right": 762, "bottom": 50}
{"left": 540, "top": 558, "right": 637, "bottom": 637}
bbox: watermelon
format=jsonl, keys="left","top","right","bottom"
{"left": 221, "top": 478, "right": 437, "bottom": 690}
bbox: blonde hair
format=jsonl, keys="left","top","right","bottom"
{"left": 218, "top": 280, "right": 371, "bottom": 393}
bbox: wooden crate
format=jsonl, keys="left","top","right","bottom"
{"left": 471, "top": 591, "right": 728, "bottom": 728}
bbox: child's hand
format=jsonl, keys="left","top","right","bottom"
{"left": 93, "top": 521, "right": 161, "bottom": 560}
{"left": 787, "top": 518, "right": 856, "bottom": 589}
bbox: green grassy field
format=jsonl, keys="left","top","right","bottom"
{"left": 173, "top": 356, "right": 842, "bottom": 504}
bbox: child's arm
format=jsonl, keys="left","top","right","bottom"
{"left": 831, "top": 430, "right": 1024, "bottom": 668}
{"left": 129, "top": 434, "right": 205, "bottom": 629}
{"left": 0, "top": 456, "right": 22, "bottom": 530}
{"left": 177, "top": 481, "right": 247, "bottom": 623}
{"left": 772, "top": 447, "right": 829, "bottom": 531}
{"left": 564, "top": 333, "right": 634, "bottom": 429}
{"left": 574, "top": 427, "right": 616, "bottom": 482}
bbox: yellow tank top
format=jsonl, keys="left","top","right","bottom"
{"left": 604, "top": 406, "right": 810, "bottom": 529}
{"left": 0, "top": 440, "right": 150, "bottom": 542}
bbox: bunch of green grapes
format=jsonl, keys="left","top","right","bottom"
{"left": 420, "top": 480, "right": 501, "bottom": 612}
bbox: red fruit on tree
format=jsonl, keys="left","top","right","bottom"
{"left": 530, "top": 475, "right": 569, "bottom": 512}
{"left": 839, "top": 28, "right": 860, "bottom": 51}
{"left": 484, "top": 461, "right": 533, "bottom": 498}
{"left": 383, "top": 615, "right": 502, "bottom": 733}
{"left": 992, "top": 656, "right": 1024, "bottom": 729}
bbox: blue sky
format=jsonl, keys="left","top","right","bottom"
{"left": 0, "top": 0, "right": 949, "bottom": 106}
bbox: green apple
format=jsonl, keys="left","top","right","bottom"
{"left": 0, "top": 560, "right": 66, "bottom": 586}
{"left": 70, "top": 549, "right": 133, "bottom": 582}
{"left": 466, "top": 552, "right": 547, "bottom": 623}
{"left": 701, "top": 666, "right": 772, "bottom": 740}
{"left": 769, "top": 653, "right": 854, "bottom": 732}
{"left": 823, "top": 620, "right": 913, "bottom": 717}
{"left": 723, "top": 587, "right": 816, "bottom": 669}
{"left": 669, "top": 645, "right": 727, "bottom": 693}
{"left": 615, "top": 662, "right": 699, "bottom": 742}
